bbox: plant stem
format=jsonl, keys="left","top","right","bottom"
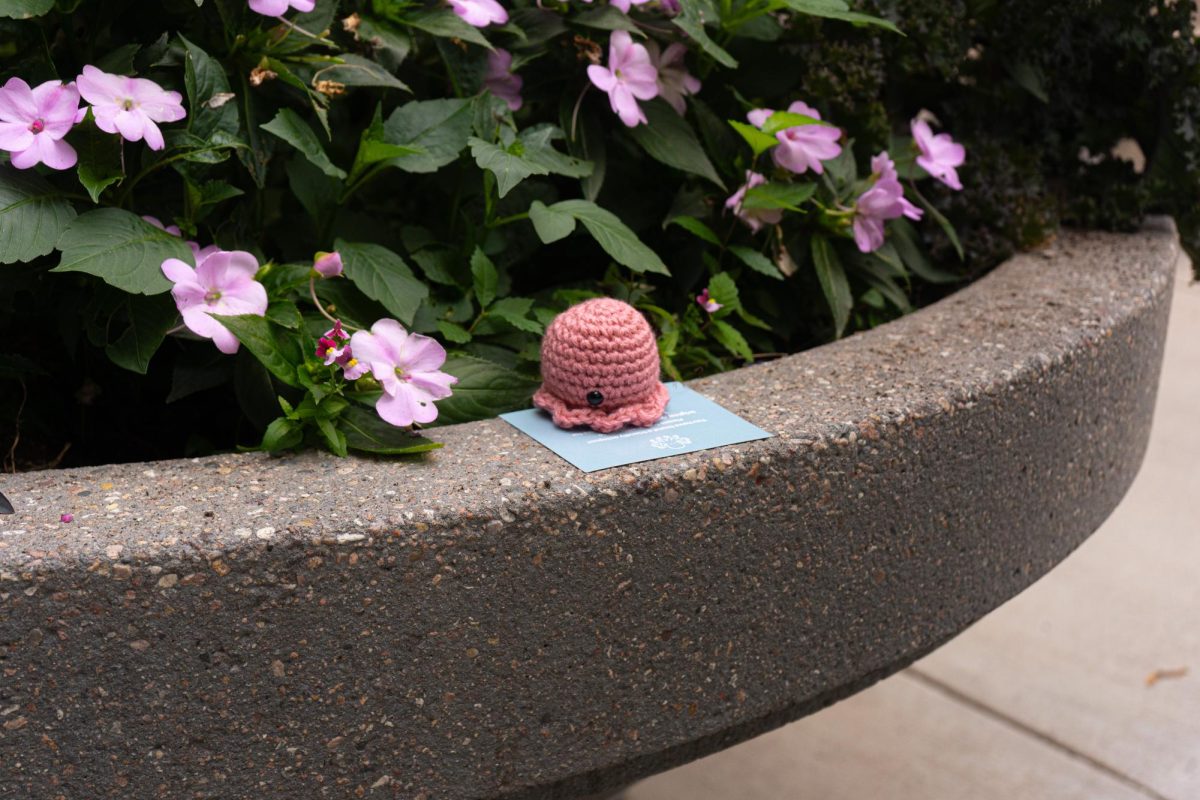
{"left": 488, "top": 211, "right": 529, "bottom": 228}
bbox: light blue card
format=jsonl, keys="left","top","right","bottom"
{"left": 500, "top": 382, "right": 772, "bottom": 473}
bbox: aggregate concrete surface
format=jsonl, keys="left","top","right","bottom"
{"left": 0, "top": 221, "right": 1179, "bottom": 799}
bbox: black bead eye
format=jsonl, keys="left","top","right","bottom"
{"left": 586, "top": 390, "right": 604, "bottom": 407}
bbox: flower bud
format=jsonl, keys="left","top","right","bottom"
{"left": 313, "top": 251, "right": 343, "bottom": 279}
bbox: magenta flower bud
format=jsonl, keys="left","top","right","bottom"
{"left": 313, "top": 251, "right": 343, "bottom": 279}
{"left": 60, "top": 513, "right": 73, "bottom": 523}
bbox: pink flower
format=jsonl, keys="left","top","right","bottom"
{"left": 0, "top": 78, "right": 82, "bottom": 170}
{"left": 248, "top": 0, "right": 315, "bottom": 15}
{"left": 76, "top": 65, "right": 186, "bottom": 151}
{"left": 696, "top": 288, "right": 722, "bottom": 314}
{"left": 161, "top": 249, "right": 269, "bottom": 355}
{"left": 484, "top": 49, "right": 524, "bottom": 112}
{"left": 912, "top": 118, "right": 965, "bottom": 191}
{"left": 313, "top": 250, "right": 343, "bottom": 278}
{"left": 316, "top": 320, "right": 368, "bottom": 379}
{"left": 349, "top": 319, "right": 458, "bottom": 427}
{"left": 748, "top": 100, "right": 842, "bottom": 176}
{"left": 611, "top": 0, "right": 652, "bottom": 11}
{"left": 142, "top": 215, "right": 217, "bottom": 263}
{"left": 725, "top": 171, "right": 782, "bottom": 234}
{"left": 646, "top": 41, "right": 700, "bottom": 115}
{"left": 851, "top": 155, "right": 921, "bottom": 254}
{"left": 871, "top": 152, "right": 923, "bottom": 222}
{"left": 587, "top": 31, "right": 659, "bottom": 127}
{"left": 60, "top": 513, "right": 73, "bottom": 523}
{"left": 448, "top": 0, "right": 507, "bottom": 27}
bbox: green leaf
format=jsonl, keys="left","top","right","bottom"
{"left": 760, "top": 110, "right": 827, "bottom": 135}
{"left": 411, "top": 247, "right": 460, "bottom": 286}
{"left": 1007, "top": 60, "right": 1049, "bottom": 104}
{"left": 469, "top": 124, "right": 592, "bottom": 198}
{"left": 471, "top": 248, "right": 498, "bottom": 308}
{"left": 261, "top": 108, "right": 347, "bottom": 179}
{"left": 336, "top": 239, "right": 429, "bottom": 325}
{"left": 348, "top": 104, "right": 422, "bottom": 182}
{"left": 0, "top": 167, "right": 76, "bottom": 264}
{"left": 260, "top": 417, "right": 304, "bottom": 452}
{"left": 891, "top": 218, "right": 959, "bottom": 284}
{"left": 213, "top": 314, "right": 302, "bottom": 387}
{"left": 356, "top": 16, "right": 413, "bottom": 65}
{"left": 180, "top": 34, "right": 238, "bottom": 140}
{"left": 314, "top": 54, "right": 410, "bottom": 92}
{"left": 774, "top": 0, "right": 902, "bottom": 34}
{"left": 53, "top": 209, "right": 193, "bottom": 295}
{"left": 105, "top": 294, "right": 178, "bottom": 374}
{"left": 729, "top": 245, "right": 783, "bottom": 279}
{"left": 742, "top": 182, "right": 817, "bottom": 212}
{"left": 710, "top": 319, "right": 753, "bottom": 363}
{"left": 489, "top": 297, "right": 543, "bottom": 333}
{"left": 629, "top": 100, "right": 724, "bottom": 188}
{"left": 672, "top": 2, "right": 737, "bottom": 68}
{"left": 667, "top": 215, "right": 721, "bottom": 246}
{"left": 433, "top": 355, "right": 540, "bottom": 425}
{"left": 545, "top": 199, "right": 670, "bottom": 275}
{"left": 383, "top": 97, "right": 473, "bottom": 173}
{"left": 436, "top": 320, "right": 472, "bottom": 343}
{"left": 265, "top": 301, "right": 303, "bottom": 329}
{"left": 339, "top": 406, "right": 445, "bottom": 454}
{"left": 93, "top": 44, "right": 141, "bottom": 76}
{"left": 402, "top": 8, "right": 494, "bottom": 50}
{"left": 0, "top": 0, "right": 52, "bottom": 19}
{"left": 811, "top": 235, "right": 853, "bottom": 338}
{"left": 706, "top": 271, "right": 740, "bottom": 311}
{"left": 316, "top": 416, "right": 349, "bottom": 457}
{"left": 910, "top": 187, "right": 964, "bottom": 260}
{"left": 529, "top": 200, "right": 577, "bottom": 243}
{"left": 728, "top": 120, "right": 779, "bottom": 157}
{"left": 573, "top": 6, "right": 643, "bottom": 34}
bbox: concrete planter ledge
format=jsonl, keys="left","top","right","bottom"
{"left": 0, "top": 221, "right": 1179, "bottom": 799}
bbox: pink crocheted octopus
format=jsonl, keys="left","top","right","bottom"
{"left": 533, "top": 298, "right": 669, "bottom": 433}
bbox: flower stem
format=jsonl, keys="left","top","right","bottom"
{"left": 309, "top": 276, "right": 343, "bottom": 327}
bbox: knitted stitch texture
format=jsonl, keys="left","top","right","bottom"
{"left": 533, "top": 298, "right": 669, "bottom": 433}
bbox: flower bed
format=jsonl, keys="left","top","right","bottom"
{"left": 2, "top": 1, "right": 1194, "bottom": 468}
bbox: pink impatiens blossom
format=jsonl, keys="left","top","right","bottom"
{"left": 447, "top": 0, "right": 507, "bottom": 27}
{"left": 748, "top": 100, "right": 842, "bottom": 176}
{"left": 76, "top": 65, "right": 186, "bottom": 151}
{"left": 349, "top": 319, "right": 458, "bottom": 427}
{"left": 587, "top": 30, "right": 659, "bottom": 127}
{"left": 871, "top": 152, "right": 923, "bottom": 222}
{"left": 483, "top": 49, "right": 523, "bottom": 112}
{"left": 248, "top": 0, "right": 315, "bottom": 15}
{"left": 696, "top": 288, "right": 722, "bottom": 314}
{"left": 725, "top": 170, "right": 782, "bottom": 234}
{"left": 313, "top": 250, "right": 343, "bottom": 278}
{"left": 851, "top": 154, "right": 921, "bottom": 254}
{"left": 646, "top": 41, "right": 700, "bottom": 115}
{"left": 912, "top": 118, "right": 965, "bottom": 190}
{"left": 161, "top": 249, "right": 268, "bottom": 355}
{"left": 0, "top": 78, "right": 82, "bottom": 170}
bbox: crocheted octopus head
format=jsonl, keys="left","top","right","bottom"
{"left": 533, "top": 298, "right": 669, "bottom": 433}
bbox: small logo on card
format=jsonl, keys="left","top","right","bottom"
{"left": 649, "top": 434, "right": 692, "bottom": 450}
